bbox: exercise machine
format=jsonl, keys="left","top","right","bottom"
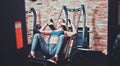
{"left": 25, "top": 4, "right": 90, "bottom": 66}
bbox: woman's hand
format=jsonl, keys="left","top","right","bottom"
{"left": 39, "top": 22, "right": 52, "bottom": 35}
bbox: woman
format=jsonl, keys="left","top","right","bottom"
{"left": 28, "top": 18, "right": 77, "bottom": 64}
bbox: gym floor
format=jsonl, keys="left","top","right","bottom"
{"left": 26, "top": 48, "right": 107, "bottom": 66}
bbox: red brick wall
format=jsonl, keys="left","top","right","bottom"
{"left": 25, "top": 0, "right": 108, "bottom": 54}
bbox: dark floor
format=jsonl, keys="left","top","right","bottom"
{"left": 28, "top": 49, "right": 107, "bottom": 66}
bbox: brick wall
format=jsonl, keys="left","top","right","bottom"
{"left": 25, "top": 0, "right": 108, "bottom": 54}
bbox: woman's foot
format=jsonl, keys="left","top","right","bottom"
{"left": 47, "top": 56, "right": 58, "bottom": 64}
{"left": 28, "top": 51, "right": 36, "bottom": 58}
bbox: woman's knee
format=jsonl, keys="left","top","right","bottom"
{"left": 59, "top": 35, "right": 64, "bottom": 38}
{"left": 59, "top": 35, "right": 64, "bottom": 41}
{"left": 33, "top": 33, "right": 41, "bottom": 38}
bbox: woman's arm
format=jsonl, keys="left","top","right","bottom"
{"left": 39, "top": 23, "right": 51, "bottom": 35}
{"left": 65, "top": 23, "right": 77, "bottom": 37}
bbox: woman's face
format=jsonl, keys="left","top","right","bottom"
{"left": 57, "top": 19, "right": 64, "bottom": 29}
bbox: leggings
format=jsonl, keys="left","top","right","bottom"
{"left": 31, "top": 33, "right": 64, "bottom": 57}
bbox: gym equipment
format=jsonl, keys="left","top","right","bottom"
{"left": 26, "top": 7, "right": 40, "bottom": 35}
{"left": 76, "top": 27, "right": 89, "bottom": 48}
{"left": 58, "top": 4, "right": 90, "bottom": 60}
{"left": 26, "top": 4, "right": 89, "bottom": 66}
{"left": 58, "top": 4, "right": 89, "bottom": 48}
{"left": 48, "top": 18, "right": 56, "bottom": 30}
{"left": 26, "top": 8, "right": 56, "bottom": 35}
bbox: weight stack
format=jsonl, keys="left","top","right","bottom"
{"left": 75, "top": 27, "right": 89, "bottom": 48}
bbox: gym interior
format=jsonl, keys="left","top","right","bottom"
{"left": 0, "top": 0, "right": 119, "bottom": 66}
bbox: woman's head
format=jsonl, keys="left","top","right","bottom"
{"left": 57, "top": 18, "right": 66, "bottom": 30}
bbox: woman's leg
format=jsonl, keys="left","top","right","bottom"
{"left": 51, "top": 35, "right": 64, "bottom": 55}
{"left": 30, "top": 33, "right": 49, "bottom": 57}
{"left": 47, "top": 35, "right": 64, "bottom": 64}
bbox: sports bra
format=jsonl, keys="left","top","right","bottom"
{"left": 50, "top": 30, "right": 64, "bottom": 37}
{"left": 48, "top": 30, "right": 64, "bottom": 44}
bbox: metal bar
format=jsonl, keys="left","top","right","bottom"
{"left": 30, "top": 8, "right": 37, "bottom": 35}
{"left": 68, "top": 8, "right": 81, "bottom": 12}
{"left": 63, "top": 6, "right": 68, "bottom": 24}
{"left": 57, "top": 6, "right": 63, "bottom": 23}
{"left": 81, "top": 4, "right": 86, "bottom": 46}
